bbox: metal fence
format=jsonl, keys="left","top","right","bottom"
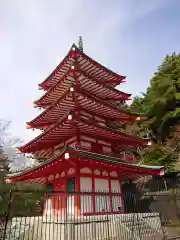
{"left": 0, "top": 188, "right": 180, "bottom": 239}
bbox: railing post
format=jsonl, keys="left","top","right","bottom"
{"left": 2, "top": 187, "right": 13, "bottom": 240}
{"left": 67, "top": 223, "right": 75, "bottom": 240}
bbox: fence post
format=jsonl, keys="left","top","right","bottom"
{"left": 2, "top": 186, "right": 13, "bottom": 240}
{"left": 67, "top": 223, "right": 75, "bottom": 240}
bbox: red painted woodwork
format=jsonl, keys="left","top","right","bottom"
{"left": 7, "top": 41, "right": 164, "bottom": 217}
{"left": 27, "top": 137, "right": 141, "bottom": 162}
{"left": 18, "top": 112, "right": 149, "bottom": 153}
{"left": 52, "top": 179, "right": 66, "bottom": 215}
{"left": 9, "top": 146, "right": 164, "bottom": 184}
{"left": 75, "top": 169, "right": 81, "bottom": 215}
{"left": 108, "top": 178, "right": 113, "bottom": 211}
{"left": 47, "top": 170, "right": 124, "bottom": 215}
{"left": 35, "top": 68, "right": 130, "bottom": 109}
{"left": 92, "top": 172, "right": 95, "bottom": 213}
{"left": 39, "top": 44, "right": 125, "bottom": 91}
{"left": 27, "top": 89, "right": 137, "bottom": 130}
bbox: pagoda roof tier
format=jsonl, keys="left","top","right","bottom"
{"left": 6, "top": 146, "right": 164, "bottom": 184}
{"left": 28, "top": 87, "right": 138, "bottom": 129}
{"left": 34, "top": 68, "right": 130, "bottom": 108}
{"left": 18, "top": 111, "right": 150, "bottom": 154}
{"left": 26, "top": 135, "right": 139, "bottom": 162}
{"left": 39, "top": 44, "right": 126, "bottom": 91}
{"left": 25, "top": 135, "right": 141, "bottom": 162}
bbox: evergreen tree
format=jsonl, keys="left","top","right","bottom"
{"left": 140, "top": 54, "right": 180, "bottom": 140}
{"left": 128, "top": 53, "right": 180, "bottom": 171}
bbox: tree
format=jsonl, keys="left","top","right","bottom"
{"left": 0, "top": 119, "right": 20, "bottom": 146}
{"left": 141, "top": 54, "right": 180, "bottom": 141}
{"left": 0, "top": 119, "right": 21, "bottom": 179}
{"left": 0, "top": 147, "right": 9, "bottom": 184}
{"left": 128, "top": 53, "right": 180, "bottom": 171}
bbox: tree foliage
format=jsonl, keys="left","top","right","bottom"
{"left": 128, "top": 53, "right": 180, "bottom": 172}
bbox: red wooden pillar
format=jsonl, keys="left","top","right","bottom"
{"left": 52, "top": 179, "right": 67, "bottom": 216}
{"left": 92, "top": 173, "right": 95, "bottom": 213}
{"left": 108, "top": 177, "right": 113, "bottom": 212}
{"left": 119, "top": 179, "right": 125, "bottom": 212}
{"left": 75, "top": 169, "right": 81, "bottom": 216}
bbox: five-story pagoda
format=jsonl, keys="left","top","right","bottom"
{"left": 6, "top": 38, "right": 164, "bottom": 216}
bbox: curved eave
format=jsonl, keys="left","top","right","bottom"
{"left": 73, "top": 148, "right": 164, "bottom": 175}
{"left": 6, "top": 146, "right": 164, "bottom": 183}
{"left": 75, "top": 45, "right": 126, "bottom": 85}
{"left": 38, "top": 45, "right": 74, "bottom": 90}
{"left": 18, "top": 111, "right": 150, "bottom": 154}
{"left": 39, "top": 44, "right": 126, "bottom": 90}
{"left": 27, "top": 87, "right": 138, "bottom": 129}
{"left": 34, "top": 68, "right": 130, "bottom": 108}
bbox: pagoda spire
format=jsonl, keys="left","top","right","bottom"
{"left": 78, "top": 36, "right": 83, "bottom": 52}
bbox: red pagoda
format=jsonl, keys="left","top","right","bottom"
{"left": 6, "top": 38, "right": 164, "bottom": 217}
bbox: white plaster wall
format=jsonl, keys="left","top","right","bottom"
{"left": 79, "top": 177, "right": 122, "bottom": 213}
{"left": 81, "top": 196, "right": 93, "bottom": 213}
{"left": 111, "top": 180, "right": 122, "bottom": 211}
{"left": 94, "top": 178, "right": 110, "bottom": 212}
{"left": 111, "top": 180, "right": 120, "bottom": 193}
{"left": 112, "top": 196, "right": 122, "bottom": 211}
{"left": 80, "top": 167, "right": 92, "bottom": 174}
{"left": 102, "top": 146, "right": 112, "bottom": 154}
{"left": 80, "top": 140, "right": 91, "bottom": 149}
{"left": 95, "top": 196, "right": 111, "bottom": 212}
{"left": 94, "top": 178, "right": 108, "bottom": 192}
{"left": 80, "top": 177, "right": 92, "bottom": 213}
{"left": 80, "top": 177, "right": 92, "bottom": 192}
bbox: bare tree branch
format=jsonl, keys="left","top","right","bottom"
{"left": 0, "top": 119, "right": 23, "bottom": 173}
{"left": 0, "top": 119, "right": 21, "bottom": 147}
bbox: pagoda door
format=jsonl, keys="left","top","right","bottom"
{"left": 67, "top": 178, "right": 75, "bottom": 216}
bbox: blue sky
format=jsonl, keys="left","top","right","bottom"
{"left": 0, "top": 0, "right": 180, "bottom": 144}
